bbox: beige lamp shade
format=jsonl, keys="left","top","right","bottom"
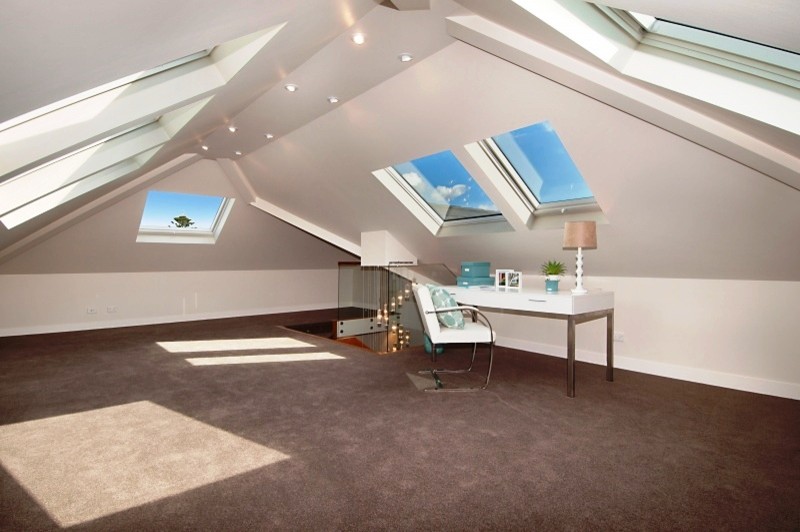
{"left": 562, "top": 221, "right": 597, "bottom": 250}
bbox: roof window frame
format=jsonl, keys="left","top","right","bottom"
{"left": 478, "top": 137, "right": 598, "bottom": 213}
{"left": 0, "top": 50, "right": 211, "bottom": 135}
{"left": 136, "top": 192, "right": 235, "bottom": 245}
{"left": 596, "top": 5, "right": 800, "bottom": 83}
{"left": 373, "top": 155, "right": 513, "bottom": 238}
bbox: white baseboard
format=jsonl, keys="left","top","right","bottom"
{"left": 0, "top": 302, "right": 338, "bottom": 338}
{"left": 497, "top": 337, "right": 800, "bottom": 401}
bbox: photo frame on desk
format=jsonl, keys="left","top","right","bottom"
{"left": 496, "top": 269, "right": 519, "bottom": 290}
{"left": 496, "top": 269, "right": 522, "bottom": 290}
{"left": 495, "top": 269, "right": 511, "bottom": 289}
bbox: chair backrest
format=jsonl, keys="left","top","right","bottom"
{"left": 412, "top": 283, "right": 441, "bottom": 341}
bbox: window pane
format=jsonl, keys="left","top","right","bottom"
{"left": 492, "top": 121, "right": 593, "bottom": 204}
{"left": 139, "top": 191, "right": 224, "bottom": 231}
{"left": 392, "top": 150, "right": 501, "bottom": 221}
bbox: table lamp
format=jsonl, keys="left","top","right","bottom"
{"left": 562, "top": 221, "right": 597, "bottom": 294}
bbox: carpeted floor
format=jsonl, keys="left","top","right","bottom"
{"left": 1, "top": 310, "right": 798, "bottom": 531}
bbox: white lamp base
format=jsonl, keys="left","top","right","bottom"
{"left": 573, "top": 246, "right": 588, "bottom": 294}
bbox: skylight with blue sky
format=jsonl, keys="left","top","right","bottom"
{"left": 375, "top": 120, "right": 599, "bottom": 236}
{"left": 139, "top": 191, "right": 225, "bottom": 231}
{"left": 392, "top": 150, "right": 501, "bottom": 221}
{"left": 137, "top": 191, "right": 234, "bottom": 244}
{"left": 491, "top": 121, "right": 593, "bottom": 205}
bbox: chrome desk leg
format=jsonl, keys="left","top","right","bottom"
{"left": 567, "top": 316, "right": 576, "bottom": 398}
{"left": 607, "top": 310, "right": 614, "bottom": 382}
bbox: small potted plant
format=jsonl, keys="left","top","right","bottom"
{"left": 540, "top": 260, "right": 566, "bottom": 292}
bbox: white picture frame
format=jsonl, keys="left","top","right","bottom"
{"left": 508, "top": 270, "right": 522, "bottom": 290}
{"left": 495, "top": 269, "right": 513, "bottom": 290}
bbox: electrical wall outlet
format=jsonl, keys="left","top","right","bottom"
{"left": 86, "top": 307, "right": 97, "bottom": 315}
{"left": 613, "top": 331, "right": 625, "bottom": 342}
{"left": 106, "top": 306, "right": 117, "bottom": 313}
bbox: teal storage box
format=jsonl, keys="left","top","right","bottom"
{"left": 457, "top": 275, "right": 494, "bottom": 287}
{"left": 461, "top": 261, "right": 490, "bottom": 277}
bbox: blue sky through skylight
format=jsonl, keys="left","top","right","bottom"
{"left": 393, "top": 150, "right": 500, "bottom": 221}
{"left": 139, "top": 191, "right": 224, "bottom": 230}
{"left": 492, "top": 121, "right": 593, "bottom": 204}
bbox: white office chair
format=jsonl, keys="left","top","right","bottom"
{"left": 412, "top": 283, "right": 496, "bottom": 391}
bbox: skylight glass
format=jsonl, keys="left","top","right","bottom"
{"left": 0, "top": 50, "right": 210, "bottom": 134}
{"left": 392, "top": 150, "right": 501, "bottom": 221}
{"left": 137, "top": 190, "right": 234, "bottom": 245}
{"left": 490, "top": 121, "right": 593, "bottom": 205}
{"left": 629, "top": 11, "right": 790, "bottom": 55}
{"left": 139, "top": 191, "right": 225, "bottom": 231}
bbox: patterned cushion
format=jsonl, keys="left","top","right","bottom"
{"left": 427, "top": 284, "right": 465, "bottom": 329}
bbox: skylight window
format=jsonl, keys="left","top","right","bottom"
{"left": 392, "top": 150, "right": 502, "bottom": 222}
{"left": 137, "top": 191, "right": 234, "bottom": 244}
{"left": 489, "top": 121, "right": 593, "bottom": 206}
{"left": 461, "top": 120, "right": 601, "bottom": 229}
{"left": 622, "top": 10, "right": 798, "bottom": 69}
{"left": 0, "top": 26, "right": 281, "bottom": 232}
{"left": 373, "top": 150, "right": 511, "bottom": 236}
{"left": 501, "top": 2, "right": 799, "bottom": 136}
{"left": 0, "top": 50, "right": 210, "bottom": 134}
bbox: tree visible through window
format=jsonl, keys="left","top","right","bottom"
{"left": 170, "top": 215, "right": 195, "bottom": 229}
{"left": 137, "top": 190, "right": 234, "bottom": 244}
{"left": 139, "top": 191, "right": 223, "bottom": 231}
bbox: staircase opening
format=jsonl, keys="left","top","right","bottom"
{"left": 286, "top": 262, "right": 456, "bottom": 354}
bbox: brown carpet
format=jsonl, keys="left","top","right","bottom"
{"left": 1, "top": 310, "right": 798, "bottom": 531}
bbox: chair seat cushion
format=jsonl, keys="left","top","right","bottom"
{"left": 427, "top": 284, "right": 465, "bottom": 329}
{"left": 435, "top": 321, "right": 495, "bottom": 344}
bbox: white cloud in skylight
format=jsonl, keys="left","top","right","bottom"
{"left": 435, "top": 184, "right": 467, "bottom": 201}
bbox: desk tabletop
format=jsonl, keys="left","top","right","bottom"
{"left": 445, "top": 285, "right": 614, "bottom": 315}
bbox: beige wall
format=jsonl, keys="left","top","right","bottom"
{"left": 0, "top": 269, "right": 338, "bottom": 336}
{"left": 486, "top": 275, "right": 800, "bottom": 399}
{"left": 2, "top": 270, "right": 797, "bottom": 400}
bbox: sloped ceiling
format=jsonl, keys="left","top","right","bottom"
{"left": 0, "top": 0, "right": 798, "bottom": 280}
{"left": 0, "top": 159, "right": 356, "bottom": 274}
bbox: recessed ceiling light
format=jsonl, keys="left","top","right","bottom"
{"left": 264, "top": 133, "right": 274, "bottom": 140}
{"left": 235, "top": 151, "right": 242, "bottom": 156}
{"left": 228, "top": 126, "right": 237, "bottom": 133}
{"left": 351, "top": 33, "right": 366, "bottom": 45}
{"left": 201, "top": 145, "right": 209, "bottom": 151}
{"left": 284, "top": 83, "right": 298, "bottom": 92}
{"left": 327, "top": 96, "right": 339, "bottom": 104}
{"left": 398, "top": 53, "right": 413, "bottom": 62}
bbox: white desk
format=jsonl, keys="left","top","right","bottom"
{"left": 446, "top": 286, "right": 614, "bottom": 397}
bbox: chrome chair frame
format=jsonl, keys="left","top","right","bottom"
{"left": 412, "top": 284, "right": 496, "bottom": 392}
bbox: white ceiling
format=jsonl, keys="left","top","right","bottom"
{"left": 0, "top": 0, "right": 798, "bottom": 280}
{"left": 3, "top": 0, "right": 797, "bottom": 151}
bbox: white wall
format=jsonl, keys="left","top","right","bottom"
{"left": 486, "top": 275, "right": 800, "bottom": 400}
{"left": 0, "top": 269, "right": 339, "bottom": 336}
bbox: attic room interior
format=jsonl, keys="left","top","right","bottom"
{"left": 1, "top": 0, "right": 798, "bottom": 529}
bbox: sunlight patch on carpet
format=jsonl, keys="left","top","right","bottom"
{"left": 186, "top": 352, "right": 345, "bottom": 366}
{"left": 157, "top": 336, "right": 315, "bottom": 353}
{"left": 0, "top": 401, "right": 289, "bottom": 527}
